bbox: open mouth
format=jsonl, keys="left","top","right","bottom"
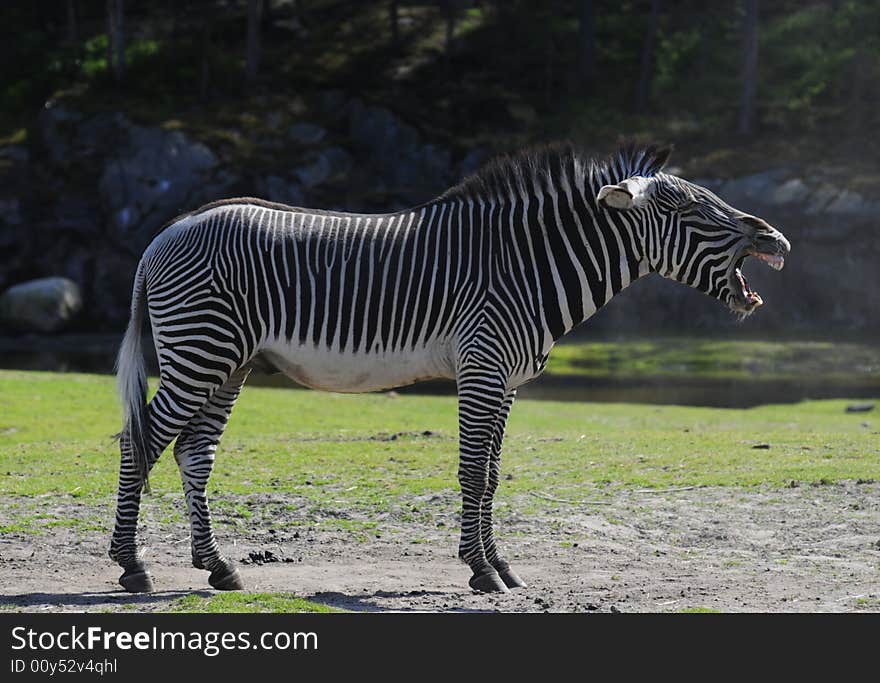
{"left": 730, "top": 250, "right": 785, "bottom": 314}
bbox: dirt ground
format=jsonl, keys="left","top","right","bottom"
{"left": 1, "top": 482, "right": 878, "bottom": 613}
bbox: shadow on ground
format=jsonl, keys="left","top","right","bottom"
{"left": 308, "top": 589, "right": 491, "bottom": 613}
{"left": 0, "top": 590, "right": 210, "bottom": 610}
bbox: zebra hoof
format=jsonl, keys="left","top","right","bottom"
{"left": 208, "top": 564, "right": 245, "bottom": 591}
{"left": 119, "top": 565, "right": 154, "bottom": 593}
{"left": 468, "top": 568, "right": 510, "bottom": 594}
{"left": 497, "top": 566, "right": 527, "bottom": 589}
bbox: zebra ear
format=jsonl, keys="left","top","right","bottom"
{"left": 597, "top": 176, "right": 655, "bottom": 210}
{"left": 597, "top": 183, "right": 635, "bottom": 210}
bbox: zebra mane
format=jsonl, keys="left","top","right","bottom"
{"left": 443, "top": 140, "right": 672, "bottom": 202}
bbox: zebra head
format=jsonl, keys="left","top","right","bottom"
{"left": 597, "top": 166, "right": 790, "bottom": 317}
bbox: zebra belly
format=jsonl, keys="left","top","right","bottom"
{"left": 260, "top": 340, "right": 456, "bottom": 393}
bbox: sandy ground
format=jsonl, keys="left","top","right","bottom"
{"left": 1, "top": 482, "right": 878, "bottom": 613}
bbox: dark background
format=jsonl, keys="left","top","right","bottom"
{"left": 0, "top": 0, "right": 878, "bottom": 337}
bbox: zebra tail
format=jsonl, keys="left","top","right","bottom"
{"left": 115, "top": 260, "right": 152, "bottom": 494}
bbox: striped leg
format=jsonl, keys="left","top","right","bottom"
{"left": 173, "top": 367, "right": 250, "bottom": 591}
{"left": 480, "top": 389, "right": 526, "bottom": 589}
{"left": 109, "top": 376, "right": 221, "bottom": 592}
{"left": 457, "top": 366, "right": 510, "bottom": 593}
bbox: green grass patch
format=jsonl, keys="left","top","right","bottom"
{"left": 0, "top": 370, "right": 878, "bottom": 530}
{"left": 168, "top": 592, "right": 341, "bottom": 613}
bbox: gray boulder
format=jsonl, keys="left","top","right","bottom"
{"left": 0, "top": 277, "right": 83, "bottom": 332}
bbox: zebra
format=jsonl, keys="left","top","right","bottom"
{"left": 110, "top": 142, "right": 790, "bottom": 594}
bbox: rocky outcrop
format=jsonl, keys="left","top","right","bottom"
{"left": 293, "top": 146, "right": 353, "bottom": 189}
{"left": 256, "top": 175, "right": 305, "bottom": 207}
{"left": 97, "top": 120, "right": 235, "bottom": 254}
{"left": 0, "top": 277, "right": 83, "bottom": 332}
{"left": 4, "top": 97, "right": 878, "bottom": 336}
{"left": 348, "top": 101, "right": 452, "bottom": 204}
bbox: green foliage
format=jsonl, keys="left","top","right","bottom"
{"left": 80, "top": 34, "right": 110, "bottom": 79}
{"left": 1, "top": 1, "right": 877, "bottom": 146}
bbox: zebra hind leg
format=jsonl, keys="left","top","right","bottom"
{"left": 173, "top": 367, "right": 251, "bottom": 591}
{"left": 480, "top": 390, "right": 527, "bottom": 589}
{"left": 110, "top": 377, "right": 218, "bottom": 592}
{"left": 111, "top": 430, "right": 156, "bottom": 593}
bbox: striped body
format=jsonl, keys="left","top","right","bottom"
{"left": 109, "top": 143, "right": 790, "bottom": 594}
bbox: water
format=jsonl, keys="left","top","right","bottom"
{"left": 0, "top": 334, "right": 876, "bottom": 408}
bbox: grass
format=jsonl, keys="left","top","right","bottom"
{"left": 0, "top": 369, "right": 878, "bottom": 534}
{"left": 168, "top": 592, "right": 341, "bottom": 613}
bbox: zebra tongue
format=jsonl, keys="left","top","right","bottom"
{"left": 736, "top": 268, "right": 762, "bottom": 305}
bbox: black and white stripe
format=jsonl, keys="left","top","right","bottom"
{"left": 110, "top": 142, "right": 790, "bottom": 593}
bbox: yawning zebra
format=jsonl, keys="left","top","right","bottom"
{"left": 110, "top": 142, "right": 790, "bottom": 593}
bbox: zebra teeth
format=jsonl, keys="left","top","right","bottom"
{"left": 751, "top": 252, "right": 785, "bottom": 271}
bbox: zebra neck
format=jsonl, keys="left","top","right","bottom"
{"left": 475, "top": 177, "right": 648, "bottom": 344}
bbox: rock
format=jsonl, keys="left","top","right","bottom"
{"left": 265, "top": 111, "right": 285, "bottom": 131}
{"left": 0, "top": 277, "right": 83, "bottom": 332}
{"left": 718, "top": 169, "right": 789, "bottom": 206}
{"left": 348, "top": 102, "right": 451, "bottom": 201}
{"left": 98, "top": 121, "right": 234, "bottom": 253}
{"left": 314, "top": 90, "right": 349, "bottom": 119}
{"left": 38, "top": 104, "right": 83, "bottom": 164}
{"left": 89, "top": 247, "right": 138, "bottom": 325}
{"left": 845, "top": 403, "right": 875, "bottom": 413}
{"left": 293, "top": 146, "right": 353, "bottom": 188}
{"left": 257, "top": 175, "right": 306, "bottom": 206}
{"left": 825, "top": 189, "right": 868, "bottom": 215}
{"left": 50, "top": 196, "right": 102, "bottom": 237}
{"left": 74, "top": 111, "right": 131, "bottom": 159}
{"left": 804, "top": 184, "right": 839, "bottom": 215}
{"left": 0, "top": 145, "right": 29, "bottom": 164}
{"left": 0, "top": 198, "right": 22, "bottom": 226}
{"left": 770, "top": 178, "right": 809, "bottom": 205}
{"left": 287, "top": 123, "right": 327, "bottom": 146}
{"left": 458, "top": 147, "right": 493, "bottom": 178}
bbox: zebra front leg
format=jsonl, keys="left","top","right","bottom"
{"left": 457, "top": 367, "right": 510, "bottom": 593}
{"left": 480, "top": 390, "right": 527, "bottom": 589}
{"left": 173, "top": 368, "right": 250, "bottom": 591}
